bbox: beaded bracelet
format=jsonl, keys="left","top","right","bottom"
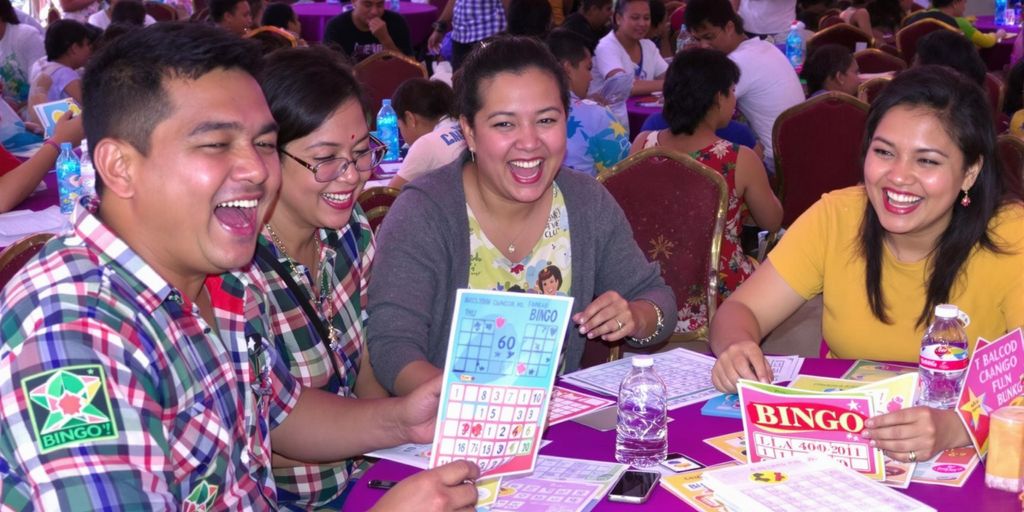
{"left": 627, "top": 300, "right": 665, "bottom": 345}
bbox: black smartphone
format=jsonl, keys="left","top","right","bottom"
{"left": 607, "top": 469, "right": 660, "bottom": 504}
{"left": 367, "top": 479, "right": 397, "bottom": 490}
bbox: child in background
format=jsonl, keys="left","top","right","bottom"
{"left": 388, "top": 78, "right": 465, "bottom": 188}
{"left": 27, "top": 20, "right": 98, "bottom": 124}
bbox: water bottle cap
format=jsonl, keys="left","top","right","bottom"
{"left": 60, "top": 142, "right": 72, "bottom": 150}
{"left": 382, "top": 99, "right": 391, "bottom": 106}
{"left": 631, "top": 355, "right": 654, "bottom": 367}
{"left": 934, "top": 304, "right": 959, "bottom": 319}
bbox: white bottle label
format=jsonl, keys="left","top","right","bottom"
{"left": 919, "top": 344, "right": 968, "bottom": 372}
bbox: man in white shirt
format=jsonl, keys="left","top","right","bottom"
{"left": 87, "top": 0, "right": 157, "bottom": 29}
{"left": 685, "top": 0, "right": 803, "bottom": 173}
{"left": 733, "top": 0, "right": 795, "bottom": 41}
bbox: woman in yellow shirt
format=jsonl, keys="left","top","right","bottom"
{"left": 709, "top": 65, "right": 1024, "bottom": 463}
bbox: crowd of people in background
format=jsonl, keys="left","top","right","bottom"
{"left": 0, "top": 0, "right": 1022, "bottom": 508}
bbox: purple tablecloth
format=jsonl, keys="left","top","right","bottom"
{"left": 625, "top": 96, "right": 660, "bottom": 139}
{"left": 345, "top": 358, "right": 1021, "bottom": 511}
{"left": 293, "top": 1, "right": 438, "bottom": 47}
{"left": 971, "top": 15, "right": 1019, "bottom": 71}
{"left": 14, "top": 172, "right": 57, "bottom": 213}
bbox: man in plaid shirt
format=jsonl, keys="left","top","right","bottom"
{"left": 0, "top": 23, "right": 478, "bottom": 511}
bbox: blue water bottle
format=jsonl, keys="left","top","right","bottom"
{"left": 389, "top": 0, "right": 400, "bottom": 11}
{"left": 377, "top": 99, "right": 400, "bottom": 162}
{"left": 56, "top": 142, "right": 81, "bottom": 216}
{"left": 785, "top": 21, "right": 805, "bottom": 72}
{"left": 997, "top": 0, "right": 1008, "bottom": 25}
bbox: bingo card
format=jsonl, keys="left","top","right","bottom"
{"left": 547, "top": 386, "right": 614, "bottom": 426}
{"left": 429, "top": 290, "right": 573, "bottom": 478}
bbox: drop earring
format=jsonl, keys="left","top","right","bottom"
{"left": 960, "top": 190, "right": 971, "bottom": 207}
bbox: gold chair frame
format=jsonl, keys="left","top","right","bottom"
{"left": 895, "top": 18, "right": 958, "bottom": 63}
{"left": 0, "top": 233, "right": 54, "bottom": 290}
{"left": 598, "top": 148, "right": 728, "bottom": 358}
{"left": 244, "top": 26, "right": 299, "bottom": 48}
{"left": 807, "top": 22, "right": 875, "bottom": 52}
{"left": 853, "top": 48, "right": 907, "bottom": 73}
{"left": 357, "top": 186, "right": 401, "bottom": 233}
{"left": 353, "top": 49, "right": 428, "bottom": 77}
{"left": 856, "top": 75, "right": 892, "bottom": 104}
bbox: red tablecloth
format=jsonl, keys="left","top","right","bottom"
{"left": 293, "top": 1, "right": 438, "bottom": 47}
{"left": 345, "top": 358, "right": 1020, "bottom": 511}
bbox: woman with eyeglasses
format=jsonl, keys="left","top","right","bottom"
{"left": 256, "top": 45, "right": 391, "bottom": 510}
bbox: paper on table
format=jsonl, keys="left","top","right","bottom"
{"left": 546, "top": 386, "right": 614, "bottom": 426}
{"left": 0, "top": 206, "right": 68, "bottom": 247}
{"left": 910, "top": 446, "right": 979, "bottom": 487}
{"left": 660, "top": 461, "right": 742, "bottom": 511}
{"left": 766, "top": 354, "right": 804, "bottom": 383}
{"left": 367, "top": 440, "right": 554, "bottom": 470}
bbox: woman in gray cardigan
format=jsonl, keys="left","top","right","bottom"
{"left": 367, "top": 36, "right": 676, "bottom": 395}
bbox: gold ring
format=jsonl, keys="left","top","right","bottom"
{"left": 615, "top": 319, "right": 624, "bottom": 331}
{"left": 908, "top": 450, "right": 917, "bottom": 463}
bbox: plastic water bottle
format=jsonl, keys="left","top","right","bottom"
{"left": 997, "top": 0, "right": 1008, "bottom": 25}
{"left": 78, "top": 140, "right": 95, "bottom": 197}
{"left": 615, "top": 355, "right": 668, "bottom": 467}
{"left": 676, "top": 24, "right": 695, "bottom": 53}
{"left": 377, "top": 99, "right": 400, "bottom": 162}
{"left": 917, "top": 304, "right": 970, "bottom": 409}
{"left": 56, "top": 142, "right": 81, "bottom": 216}
{"left": 785, "top": 21, "right": 805, "bottom": 73}
{"left": 1015, "top": 0, "right": 1022, "bottom": 26}
{"left": 389, "top": 0, "right": 400, "bottom": 11}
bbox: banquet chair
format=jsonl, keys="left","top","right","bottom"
{"left": 353, "top": 50, "right": 427, "bottom": 121}
{"left": 984, "top": 72, "right": 1005, "bottom": 118}
{"left": 806, "top": 23, "right": 874, "bottom": 55}
{"left": 0, "top": 233, "right": 53, "bottom": 292}
{"left": 818, "top": 14, "right": 844, "bottom": 29}
{"left": 357, "top": 186, "right": 401, "bottom": 234}
{"left": 144, "top": 1, "right": 177, "bottom": 21}
{"left": 857, "top": 75, "right": 891, "bottom": 103}
{"left": 245, "top": 26, "right": 298, "bottom": 53}
{"left": 895, "top": 18, "right": 957, "bottom": 64}
{"left": 772, "top": 92, "right": 870, "bottom": 227}
{"left": 854, "top": 48, "right": 906, "bottom": 73}
{"left": 597, "top": 148, "right": 728, "bottom": 361}
{"left": 997, "top": 134, "right": 1024, "bottom": 198}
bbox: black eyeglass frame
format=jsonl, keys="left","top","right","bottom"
{"left": 279, "top": 134, "right": 389, "bottom": 182}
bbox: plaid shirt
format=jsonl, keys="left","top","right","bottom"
{"left": 254, "top": 205, "right": 374, "bottom": 510}
{"left": 0, "top": 199, "right": 300, "bottom": 510}
{"left": 451, "top": 0, "right": 506, "bottom": 44}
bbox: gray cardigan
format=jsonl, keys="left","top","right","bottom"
{"left": 367, "top": 154, "right": 676, "bottom": 393}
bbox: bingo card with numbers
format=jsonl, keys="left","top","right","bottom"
{"left": 429, "top": 289, "right": 573, "bottom": 478}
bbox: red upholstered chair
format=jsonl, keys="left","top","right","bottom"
{"left": 818, "top": 14, "right": 844, "bottom": 29}
{"left": 0, "top": 233, "right": 53, "bottom": 292}
{"left": 353, "top": 50, "right": 427, "bottom": 123}
{"left": 854, "top": 48, "right": 906, "bottom": 73}
{"left": 997, "top": 134, "right": 1024, "bottom": 199}
{"left": 895, "top": 18, "right": 957, "bottom": 64}
{"left": 357, "top": 186, "right": 401, "bottom": 234}
{"left": 772, "top": 92, "right": 870, "bottom": 227}
{"left": 245, "top": 26, "right": 298, "bottom": 53}
{"left": 857, "top": 76, "right": 892, "bottom": 103}
{"left": 807, "top": 23, "right": 874, "bottom": 55}
{"left": 597, "top": 148, "right": 728, "bottom": 359}
{"left": 144, "top": 1, "right": 177, "bottom": 21}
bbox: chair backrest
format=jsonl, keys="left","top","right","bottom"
{"left": 807, "top": 23, "right": 874, "bottom": 55}
{"left": 997, "top": 134, "right": 1024, "bottom": 199}
{"left": 357, "top": 186, "right": 401, "bottom": 234}
{"left": 984, "top": 72, "right": 1005, "bottom": 118}
{"left": 895, "top": 18, "right": 957, "bottom": 64}
{"left": 0, "top": 233, "right": 54, "bottom": 292}
{"left": 353, "top": 50, "right": 427, "bottom": 120}
{"left": 857, "top": 76, "right": 891, "bottom": 104}
{"left": 818, "top": 14, "right": 844, "bottom": 29}
{"left": 144, "top": 1, "right": 177, "bottom": 21}
{"left": 854, "top": 48, "right": 906, "bottom": 73}
{"left": 773, "top": 92, "right": 870, "bottom": 227}
{"left": 245, "top": 26, "right": 299, "bottom": 53}
{"left": 598, "top": 148, "right": 728, "bottom": 346}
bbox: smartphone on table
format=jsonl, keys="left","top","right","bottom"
{"left": 607, "top": 469, "right": 660, "bottom": 504}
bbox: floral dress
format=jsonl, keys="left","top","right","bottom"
{"left": 643, "top": 133, "right": 755, "bottom": 331}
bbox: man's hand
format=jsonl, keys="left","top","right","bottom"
{"left": 396, "top": 373, "right": 443, "bottom": 443}
{"left": 428, "top": 29, "right": 445, "bottom": 54}
{"left": 369, "top": 18, "right": 393, "bottom": 43}
{"left": 371, "top": 461, "right": 480, "bottom": 512}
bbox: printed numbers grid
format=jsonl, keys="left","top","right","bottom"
{"left": 436, "top": 384, "right": 545, "bottom": 472}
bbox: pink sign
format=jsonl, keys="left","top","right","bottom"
{"left": 956, "top": 328, "right": 1024, "bottom": 456}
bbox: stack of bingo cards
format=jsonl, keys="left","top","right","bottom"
{"left": 429, "top": 290, "right": 573, "bottom": 477}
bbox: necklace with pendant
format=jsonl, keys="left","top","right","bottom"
{"left": 264, "top": 224, "right": 341, "bottom": 348}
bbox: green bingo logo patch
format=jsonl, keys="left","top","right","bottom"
{"left": 22, "top": 365, "right": 120, "bottom": 454}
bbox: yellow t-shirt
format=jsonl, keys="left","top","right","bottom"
{"left": 769, "top": 187, "right": 1024, "bottom": 362}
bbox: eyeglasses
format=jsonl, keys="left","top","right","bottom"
{"left": 280, "top": 134, "right": 388, "bottom": 183}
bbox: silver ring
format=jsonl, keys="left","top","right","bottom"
{"left": 908, "top": 450, "right": 917, "bottom": 463}
{"left": 615, "top": 319, "right": 624, "bottom": 331}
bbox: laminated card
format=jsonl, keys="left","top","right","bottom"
{"left": 737, "top": 373, "right": 918, "bottom": 481}
{"left": 428, "top": 289, "right": 573, "bottom": 478}
{"left": 955, "top": 328, "right": 1024, "bottom": 456}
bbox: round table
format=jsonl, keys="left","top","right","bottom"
{"left": 625, "top": 96, "right": 660, "bottom": 139}
{"left": 292, "top": 1, "right": 438, "bottom": 47}
{"left": 971, "top": 15, "right": 1019, "bottom": 71}
{"left": 345, "top": 357, "right": 1021, "bottom": 511}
